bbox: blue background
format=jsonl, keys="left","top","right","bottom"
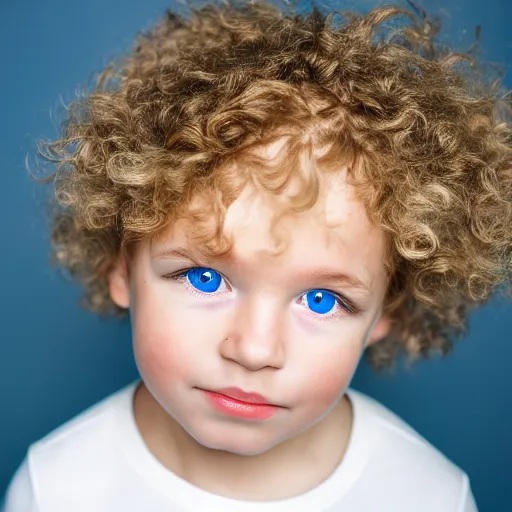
{"left": 1, "top": 0, "right": 511, "bottom": 509}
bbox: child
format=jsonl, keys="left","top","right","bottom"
{"left": 4, "top": 0, "right": 511, "bottom": 510}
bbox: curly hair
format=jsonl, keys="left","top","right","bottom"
{"left": 40, "top": 0, "right": 512, "bottom": 370}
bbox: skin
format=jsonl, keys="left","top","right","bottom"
{"left": 108, "top": 160, "right": 391, "bottom": 501}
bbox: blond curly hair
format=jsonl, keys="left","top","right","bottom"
{"left": 41, "top": 0, "right": 512, "bottom": 370}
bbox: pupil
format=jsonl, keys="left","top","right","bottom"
{"left": 314, "top": 292, "right": 322, "bottom": 303}
{"left": 200, "top": 272, "right": 211, "bottom": 283}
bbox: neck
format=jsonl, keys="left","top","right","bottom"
{"left": 134, "top": 382, "right": 353, "bottom": 501}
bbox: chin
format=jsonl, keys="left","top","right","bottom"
{"left": 186, "top": 422, "right": 284, "bottom": 456}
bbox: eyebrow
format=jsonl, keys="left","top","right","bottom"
{"left": 301, "top": 269, "right": 370, "bottom": 294}
{"left": 152, "top": 246, "right": 213, "bottom": 264}
{"left": 153, "top": 246, "right": 370, "bottom": 294}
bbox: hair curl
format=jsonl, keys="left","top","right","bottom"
{"left": 40, "top": 0, "right": 512, "bottom": 370}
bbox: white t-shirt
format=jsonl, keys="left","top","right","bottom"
{"left": 3, "top": 381, "right": 478, "bottom": 512}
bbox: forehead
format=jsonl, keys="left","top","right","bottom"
{"left": 153, "top": 168, "right": 388, "bottom": 290}
{"left": 223, "top": 171, "right": 385, "bottom": 276}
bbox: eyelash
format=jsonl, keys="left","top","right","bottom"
{"left": 164, "top": 267, "right": 360, "bottom": 318}
{"left": 167, "top": 268, "right": 232, "bottom": 299}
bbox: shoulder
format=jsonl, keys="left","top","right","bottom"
{"left": 30, "top": 381, "right": 135, "bottom": 459}
{"left": 20, "top": 382, "right": 137, "bottom": 509}
{"left": 347, "top": 389, "right": 477, "bottom": 511}
{"left": 2, "top": 459, "right": 38, "bottom": 512}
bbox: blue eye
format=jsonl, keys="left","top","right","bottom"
{"left": 305, "top": 289, "right": 337, "bottom": 315}
{"left": 186, "top": 267, "right": 222, "bottom": 293}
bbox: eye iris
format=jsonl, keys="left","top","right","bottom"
{"left": 306, "top": 290, "right": 336, "bottom": 315}
{"left": 187, "top": 268, "right": 221, "bottom": 293}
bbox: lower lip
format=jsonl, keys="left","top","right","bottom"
{"left": 201, "top": 390, "right": 279, "bottom": 420}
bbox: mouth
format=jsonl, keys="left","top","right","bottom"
{"left": 198, "top": 387, "right": 281, "bottom": 420}
{"left": 214, "top": 387, "right": 272, "bottom": 405}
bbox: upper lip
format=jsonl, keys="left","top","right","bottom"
{"left": 212, "top": 387, "right": 273, "bottom": 405}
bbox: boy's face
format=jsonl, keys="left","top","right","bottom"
{"left": 109, "top": 165, "right": 390, "bottom": 456}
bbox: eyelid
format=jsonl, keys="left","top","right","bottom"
{"left": 164, "top": 266, "right": 232, "bottom": 298}
{"left": 165, "top": 266, "right": 225, "bottom": 280}
{"left": 298, "top": 289, "right": 360, "bottom": 318}
{"left": 324, "top": 290, "right": 359, "bottom": 315}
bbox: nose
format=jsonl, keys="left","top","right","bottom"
{"left": 219, "top": 294, "right": 286, "bottom": 371}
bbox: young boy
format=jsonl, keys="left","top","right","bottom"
{"left": 4, "top": 0, "right": 511, "bottom": 510}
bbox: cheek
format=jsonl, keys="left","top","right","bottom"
{"left": 130, "top": 286, "right": 197, "bottom": 388}
{"left": 290, "top": 332, "right": 364, "bottom": 411}
{"left": 129, "top": 285, "right": 228, "bottom": 390}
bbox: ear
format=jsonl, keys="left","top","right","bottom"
{"left": 107, "top": 255, "right": 130, "bottom": 309}
{"left": 366, "top": 314, "right": 391, "bottom": 347}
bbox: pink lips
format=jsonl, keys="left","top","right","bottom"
{"left": 201, "top": 387, "right": 279, "bottom": 420}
